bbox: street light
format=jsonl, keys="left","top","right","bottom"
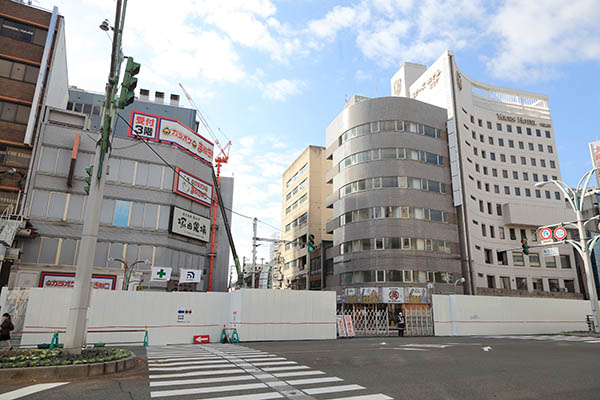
{"left": 454, "top": 277, "right": 465, "bottom": 295}
{"left": 535, "top": 168, "right": 600, "bottom": 332}
{"left": 109, "top": 258, "right": 150, "bottom": 290}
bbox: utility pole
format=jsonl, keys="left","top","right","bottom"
{"left": 252, "top": 217, "right": 257, "bottom": 289}
{"left": 63, "top": 0, "right": 127, "bottom": 355}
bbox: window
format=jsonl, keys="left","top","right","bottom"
{"left": 529, "top": 253, "right": 540, "bottom": 267}
{"left": 545, "top": 130, "right": 551, "bottom": 138}
{"left": 540, "top": 159, "right": 546, "bottom": 168}
{"left": 496, "top": 123, "right": 502, "bottom": 131}
{"left": 560, "top": 255, "right": 571, "bottom": 269}
{"left": 484, "top": 248, "right": 493, "bottom": 264}
{"left": 488, "top": 137, "right": 494, "bottom": 145}
{"left": 497, "top": 250, "right": 508, "bottom": 265}
{"left": 0, "top": 101, "right": 31, "bottom": 124}
{"left": 481, "top": 224, "right": 487, "bottom": 237}
{"left": 528, "top": 143, "right": 534, "bottom": 151}
{"left": 478, "top": 119, "right": 482, "bottom": 127}
{"left": 500, "top": 276, "right": 511, "bottom": 289}
{"left": 483, "top": 166, "right": 488, "bottom": 175}
{"left": 535, "top": 189, "right": 541, "bottom": 198}
{"left": 496, "top": 204, "right": 503, "bottom": 216}
{"left": 498, "top": 138, "right": 504, "bottom": 147}
{"left": 508, "top": 140, "right": 514, "bottom": 148}
{"left": 545, "top": 256, "right": 557, "bottom": 268}
{"left": 519, "top": 141, "right": 524, "bottom": 150}
{"left": 490, "top": 225, "right": 495, "bottom": 238}
{"left": 516, "top": 277, "right": 528, "bottom": 291}
{"left": 490, "top": 152, "right": 496, "bottom": 161}
{"left": 494, "top": 184, "right": 500, "bottom": 193}
{"left": 113, "top": 200, "right": 131, "bottom": 227}
{"left": 555, "top": 192, "right": 560, "bottom": 200}
{"left": 536, "top": 129, "right": 541, "bottom": 137}
{"left": 487, "top": 275, "right": 496, "bottom": 288}
{"left": 520, "top": 157, "right": 526, "bottom": 165}
{"left": 500, "top": 154, "right": 506, "bottom": 162}
{"left": 538, "top": 144, "right": 544, "bottom": 152}
{"left": 515, "top": 187, "right": 521, "bottom": 196}
{"left": 499, "top": 227, "right": 505, "bottom": 239}
{"left": 532, "top": 278, "right": 544, "bottom": 291}
{"left": 512, "top": 171, "right": 518, "bottom": 179}
{"left": 548, "top": 279, "right": 559, "bottom": 292}
{"left": 502, "top": 170, "right": 508, "bottom": 179}
{"left": 517, "top": 126, "right": 522, "bottom": 134}
{"left": 525, "top": 188, "right": 531, "bottom": 197}
{"left": 530, "top": 230, "right": 537, "bottom": 242}
{"left": 531, "top": 158, "right": 536, "bottom": 166}
{"left": 550, "top": 160, "right": 556, "bottom": 169}
{"left": 492, "top": 168, "right": 498, "bottom": 177}
{"left": 533, "top": 173, "right": 539, "bottom": 182}
{"left": 510, "top": 155, "right": 516, "bottom": 164}
{"left": 512, "top": 252, "right": 525, "bottom": 266}
{"left": 509, "top": 228, "right": 516, "bottom": 240}
{"left": 504, "top": 186, "right": 510, "bottom": 195}
{"left": 545, "top": 190, "right": 551, "bottom": 199}
{"left": 507, "top": 125, "right": 512, "bottom": 133}
{"left": 523, "top": 172, "right": 528, "bottom": 181}
{"left": 564, "top": 280, "right": 575, "bottom": 293}
{"left": 526, "top": 127, "right": 532, "bottom": 136}
{"left": 487, "top": 121, "right": 492, "bottom": 129}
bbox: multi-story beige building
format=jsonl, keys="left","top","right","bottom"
{"left": 280, "top": 146, "right": 332, "bottom": 290}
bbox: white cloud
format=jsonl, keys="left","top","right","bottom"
{"left": 259, "top": 79, "right": 305, "bottom": 101}
{"left": 485, "top": 0, "right": 600, "bottom": 80}
{"left": 307, "top": 5, "right": 367, "bottom": 41}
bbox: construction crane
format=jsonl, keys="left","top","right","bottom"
{"left": 179, "top": 83, "right": 236, "bottom": 290}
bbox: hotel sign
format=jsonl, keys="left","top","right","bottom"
{"left": 496, "top": 113, "right": 552, "bottom": 129}
{"left": 173, "top": 167, "right": 213, "bottom": 207}
{"left": 128, "top": 110, "right": 214, "bottom": 165}
{"left": 169, "top": 206, "right": 210, "bottom": 242}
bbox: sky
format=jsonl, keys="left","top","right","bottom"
{"left": 36, "top": 0, "right": 600, "bottom": 267}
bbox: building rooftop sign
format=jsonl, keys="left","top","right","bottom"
{"left": 128, "top": 110, "right": 214, "bottom": 164}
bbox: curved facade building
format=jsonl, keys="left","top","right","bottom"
{"left": 324, "top": 96, "right": 461, "bottom": 294}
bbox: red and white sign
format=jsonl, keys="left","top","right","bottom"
{"left": 553, "top": 227, "right": 567, "bottom": 240}
{"left": 173, "top": 167, "right": 213, "bottom": 207}
{"left": 39, "top": 272, "right": 116, "bottom": 290}
{"left": 193, "top": 335, "right": 210, "bottom": 344}
{"left": 336, "top": 315, "right": 347, "bottom": 337}
{"left": 382, "top": 287, "right": 405, "bottom": 303}
{"left": 539, "top": 228, "right": 552, "bottom": 241}
{"left": 343, "top": 315, "right": 355, "bottom": 337}
{"left": 589, "top": 141, "right": 600, "bottom": 169}
{"left": 128, "top": 110, "right": 213, "bottom": 165}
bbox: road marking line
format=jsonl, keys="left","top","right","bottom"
{"left": 238, "top": 357, "right": 284, "bottom": 361}
{"left": 194, "top": 393, "right": 283, "bottom": 400}
{"left": 150, "top": 383, "right": 268, "bottom": 398}
{"left": 150, "top": 374, "right": 255, "bottom": 387}
{"left": 585, "top": 340, "right": 600, "bottom": 343}
{"left": 393, "top": 348, "right": 429, "bottom": 351}
{"left": 252, "top": 361, "right": 297, "bottom": 366}
{"left": 149, "top": 360, "right": 231, "bottom": 366}
{"left": 262, "top": 366, "right": 310, "bottom": 371}
{"left": 331, "top": 394, "right": 394, "bottom": 400}
{"left": 0, "top": 382, "right": 69, "bottom": 400}
{"left": 304, "top": 384, "right": 365, "bottom": 395}
{"left": 148, "top": 356, "right": 220, "bottom": 362}
{"left": 401, "top": 344, "right": 451, "bottom": 349}
{"left": 286, "top": 377, "right": 343, "bottom": 385}
{"left": 149, "top": 368, "right": 244, "bottom": 379}
{"left": 148, "top": 363, "right": 236, "bottom": 372}
{"left": 273, "top": 371, "right": 325, "bottom": 378}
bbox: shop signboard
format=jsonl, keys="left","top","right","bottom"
{"left": 170, "top": 206, "right": 210, "bottom": 242}
{"left": 173, "top": 167, "right": 213, "bottom": 207}
{"left": 128, "top": 110, "right": 213, "bottom": 164}
{"left": 39, "top": 272, "right": 116, "bottom": 290}
{"left": 344, "top": 315, "right": 355, "bottom": 337}
{"left": 360, "top": 287, "right": 380, "bottom": 303}
{"left": 382, "top": 287, "right": 405, "bottom": 303}
{"left": 345, "top": 288, "right": 359, "bottom": 303}
{"left": 336, "top": 315, "right": 347, "bottom": 337}
{"left": 406, "top": 287, "right": 428, "bottom": 304}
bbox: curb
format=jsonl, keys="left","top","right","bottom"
{"left": 0, "top": 352, "right": 137, "bottom": 383}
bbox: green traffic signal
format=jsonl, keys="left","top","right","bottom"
{"left": 308, "top": 233, "right": 315, "bottom": 253}
{"left": 521, "top": 239, "right": 530, "bottom": 255}
{"left": 117, "top": 57, "right": 141, "bottom": 109}
{"left": 83, "top": 165, "right": 94, "bottom": 195}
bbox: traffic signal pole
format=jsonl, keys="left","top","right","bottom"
{"left": 63, "top": 0, "right": 127, "bottom": 355}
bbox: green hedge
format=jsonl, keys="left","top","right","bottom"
{"left": 0, "top": 348, "right": 131, "bottom": 368}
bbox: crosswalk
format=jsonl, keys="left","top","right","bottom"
{"left": 146, "top": 344, "right": 393, "bottom": 400}
{"left": 482, "top": 334, "right": 600, "bottom": 343}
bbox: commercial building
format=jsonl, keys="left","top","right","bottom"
{"left": 280, "top": 146, "right": 332, "bottom": 290}
{"left": 0, "top": 0, "right": 68, "bottom": 213}
{"left": 324, "top": 95, "right": 461, "bottom": 296}
{"left": 8, "top": 87, "right": 234, "bottom": 292}
{"left": 389, "top": 50, "right": 580, "bottom": 297}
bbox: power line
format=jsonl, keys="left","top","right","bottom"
{"left": 113, "top": 112, "right": 280, "bottom": 232}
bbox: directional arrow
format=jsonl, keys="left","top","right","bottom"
{"left": 482, "top": 346, "right": 492, "bottom": 352}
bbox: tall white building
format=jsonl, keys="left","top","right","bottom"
{"left": 390, "top": 51, "right": 581, "bottom": 297}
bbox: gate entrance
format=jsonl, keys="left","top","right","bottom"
{"left": 337, "top": 303, "right": 433, "bottom": 337}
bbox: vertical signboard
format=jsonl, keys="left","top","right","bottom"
{"left": 589, "top": 141, "right": 600, "bottom": 186}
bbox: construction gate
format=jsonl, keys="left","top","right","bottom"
{"left": 336, "top": 303, "right": 434, "bottom": 337}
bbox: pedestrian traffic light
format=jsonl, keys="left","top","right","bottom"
{"left": 308, "top": 234, "right": 315, "bottom": 253}
{"left": 521, "top": 238, "right": 530, "bottom": 255}
{"left": 117, "top": 57, "right": 140, "bottom": 109}
{"left": 83, "top": 165, "right": 94, "bottom": 195}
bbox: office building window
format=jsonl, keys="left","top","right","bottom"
{"left": 512, "top": 252, "right": 525, "bottom": 266}
{"left": 498, "top": 138, "right": 504, "bottom": 147}
{"left": 532, "top": 278, "right": 543, "bottom": 291}
{"left": 548, "top": 279, "right": 559, "bottom": 292}
{"left": 478, "top": 119, "right": 482, "bottom": 127}
{"left": 489, "top": 137, "right": 494, "bottom": 145}
{"left": 545, "top": 130, "right": 551, "bottom": 138}
{"left": 526, "top": 127, "right": 532, "bottom": 136}
{"left": 494, "top": 184, "right": 500, "bottom": 193}
{"left": 545, "top": 191, "right": 551, "bottom": 199}
{"left": 500, "top": 276, "right": 511, "bottom": 289}
{"left": 487, "top": 121, "right": 492, "bottom": 129}
{"left": 509, "top": 228, "right": 516, "bottom": 240}
{"left": 550, "top": 160, "right": 556, "bottom": 168}
{"left": 519, "top": 141, "right": 524, "bottom": 150}
{"left": 528, "top": 143, "right": 534, "bottom": 151}
{"left": 508, "top": 140, "right": 514, "bottom": 148}
{"left": 529, "top": 253, "right": 540, "bottom": 267}
{"left": 496, "top": 123, "right": 502, "bottom": 131}
{"left": 560, "top": 255, "right": 571, "bottom": 269}
{"left": 536, "top": 129, "right": 541, "bottom": 137}
{"left": 540, "top": 159, "right": 546, "bottom": 168}
{"left": 504, "top": 186, "right": 510, "bottom": 195}
{"left": 507, "top": 125, "right": 512, "bottom": 133}
{"left": 538, "top": 144, "right": 544, "bottom": 152}
{"left": 531, "top": 158, "right": 536, "bottom": 166}
{"left": 500, "top": 154, "right": 506, "bottom": 162}
{"left": 530, "top": 230, "right": 537, "bottom": 241}
{"left": 481, "top": 223, "right": 487, "bottom": 236}
{"left": 516, "top": 277, "right": 528, "bottom": 291}
{"left": 523, "top": 172, "right": 528, "bottom": 180}
{"left": 502, "top": 170, "right": 508, "bottom": 178}
{"left": 490, "top": 152, "right": 496, "bottom": 161}
{"left": 533, "top": 173, "right": 539, "bottom": 182}
{"left": 484, "top": 248, "right": 493, "bottom": 264}
{"left": 525, "top": 188, "right": 531, "bottom": 197}
{"left": 487, "top": 275, "right": 496, "bottom": 288}
{"left": 497, "top": 250, "right": 508, "bottom": 265}
{"left": 545, "top": 256, "right": 557, "bottom": 268}
{"left": 492, "top": 168, "right": 498, "bottom": 177}
{"left": 555, "top": 192, "right": 560, "bottom": 200}
{"left": 496, "top": 204, "right": 502, "bottom": 216}
{"left": 564, "top": 280, "right": 575, "bottom": 293}
{"left": 512, "top": 171, "right": 518, "bottom": 179}
{"left": 520, "top": 157, "right": 526, "bottom": 165}
{"left": 517, "top": 126, "right": 522, "bottom": 134}
{"left": 510, "top": 155, "right": 516, "bottom": 164}
{"left": 499, "top": 227, "right": 505, "bottom": 239}
{"left": 535, "top": 189, "right": 541, "bottom": 198}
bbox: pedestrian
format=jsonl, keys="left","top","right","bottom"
{"left": 1, "top": 313, "right": 14, "bottom": 349}
{"left": 398, "top": 311, "right": 405, "bottom": 337}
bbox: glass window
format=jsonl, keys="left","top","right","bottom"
{"left": 512, "top": 252, "right": 524, "bottom": 266}
{"left": 560, "top": 255, "right": 571, "bottom": 269}
{"left": 516, "top": 277, "right": 527, "bottom": 291}
{"left": 388, "top": 270, "right": 403, "bottom": 282}
{"left": 113, "top": 200, "right": 131, "bottom": 227}
{"left": 545, "top": 256, "right": 557, "bottom": 268}
{"left": 529, "top": 253, "right": 540, "bottom": 267}
{"left": 532, "top": 278, "right": 543, "bottom": 291}
{"left": 548, "top": 279, "right": 559, "bottom": 292}
{"left": 500, "top": 276, "right": 510, "bottom": 289}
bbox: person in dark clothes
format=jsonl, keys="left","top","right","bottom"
{"left": 398, "top": 311, "right": 406, "bottom": 337}
{"left": 1, "top": 313, "right": 14, "bottom": 349}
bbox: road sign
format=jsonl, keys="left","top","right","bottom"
{"left": 553, "top": 227, "right": 567, "bottom": 240}
{"left": 193, "top": 335, "right": 210, "bottom": 344}
{"left": 541, "top": 239, "right": 554, "bottom": 244}
{"left": 539, "top": 228, "right": 552, "bottom": 241}
{"left": 543, "top": 247, "right": 560, "bottom": 257}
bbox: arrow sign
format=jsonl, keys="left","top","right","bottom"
{"left": 539, "top": 228, "right": 552, "bottom": 241}
{"left": 553, "top": 227, "right": 567, "bottom": 240}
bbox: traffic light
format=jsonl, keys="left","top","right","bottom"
{"left": 521, "top": 238, "right": 530, "bottom": 255}
{"left": 117, "top": 57, "right": 140, "bottom": 109}
{"left": 83, "top": 165, "right": 94, "bottom": 195}
{"left": 308, "top": 234, "right": 315, "bottom": 253}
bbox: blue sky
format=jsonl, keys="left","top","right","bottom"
{"left": 38, "top": 0, "right": 600, "bottom": 263}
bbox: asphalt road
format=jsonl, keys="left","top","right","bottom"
{"left": 2, "top": 336, "right": 600, "bottom": 399}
